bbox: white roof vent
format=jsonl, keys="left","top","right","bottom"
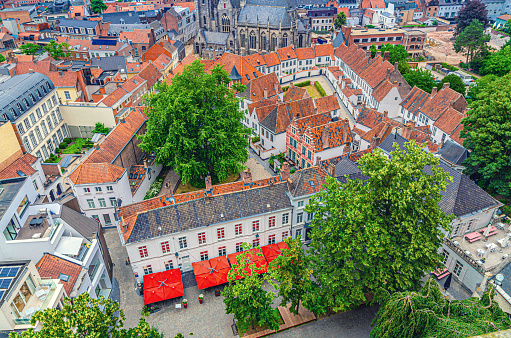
{"left": 266, "top": 204, "right": 270, "bottom": 208}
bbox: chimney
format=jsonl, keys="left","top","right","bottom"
{"left": 94, "top": 143, "right": 100, "bottom": 150}
{"left": 442, "top": 82, "right": 450, "bottom": 89}
{"left": 28, "top": 68, "right": 34, "bottom": 73}
{"left": 402, "top": 123, "right": 412, "bottom": 140}
{"left": 383, "top": 110, "right": 388, "bottom": 120}
{"left": 386, "top": 68, "right": 391, "bottom": 80}
{"left": 321, "top": 125, "right": 330, "bottom": 149}
{"left": 242, "top": 168, "right": 252, "bottom": 184}
{"left": 327, "top": 162, "right": 335, "bottom": 177}
{"left": 280, "top": 162, "right": 291, "bottom": 180}
{"left": 394, "top": 62, "right": 398, "bottom": 71}
{"left": 383, "top": 51, "right": 389, "bottom": 62}
{"left": 100, "top": 87, "right": 106, "bottom": 94}
{"left": 264, "top": 88, "right": 268, "bottom": 99}
{"left": 290, "top": 82, "right": 294, "bottom": 87}
{"left": 274, "top": 83, "right": 279, "bottom": 94}
{"left": 431, "top": 87, "right": 438, "bottom": 96}
{"left": 370, "top": 136, "right": 380, "bottom": 150}
{"left": 205, "top": 175, "right": 212, "bottom": 191}
{"left": 315, "top": 155, "right": 321, "bottom": 166}
{"left": 119, "top": 117, "right": 125, "bottom": 124}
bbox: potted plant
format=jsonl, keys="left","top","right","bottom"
{"left": 198, "top": 294, "right": 204, "bottom": 304}
{"left": 182, "top": 299, "right": 188, "bottom": 308}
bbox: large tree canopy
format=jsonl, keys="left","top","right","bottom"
{"left": 461, "top": 73, "right": 511, "bottom": 197}
{"left": 43, "top": 41, "right": 72, "bottom": 60}
{"left": 403, "top": 68, "right": 437, "bottom": 93}
{"left": 140, "top": 60, "right": 249, "bottom": 187}
{"left": 440, "top": 74, "right": 466, "bottom": 96}
{"left": 9, "top": 293, "right": 161, "bottom": 338}
{"left": 19, "top": 43, "right": 41, "bottom": 56}
{"left": 455, "top": 0, "right": 489, "bottom": 36}
{"left": 371, "top": 279, "right": 511, "bottom": 338}
{"left": 334, "top": 12, "right": 347, "bottom": 29}
{"left": 454, "top": 19, "right": 490, "bottom": 65}
{"left": 90, "top": 0, "right": 107, "bottom": 14}
{"left": 305, "top": 142, "right": 453, "bottom": 314}
{"left": 480, "top": 45, "right": 511, "bottom": 77}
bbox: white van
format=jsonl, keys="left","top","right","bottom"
{"left": 454, "top": 70, "right": 474, "bottom": 86}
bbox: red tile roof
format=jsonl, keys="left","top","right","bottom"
{"left": 355, "top": 107, "right": 385, "bottom": 129}
{"left": 433, "top": 108, "right": 465, "bottom": 135}
{"left": 295, "top": 47, "right": 315, "bottom": 60}
{"left": 277, "top": 46, "right": 298, "bottom": 61}
{"left": 85, "top": 108, "right": 147, "bottom": 164}
{"left": 361, "top": 0, "right": 385, "bottom": 9}
{"left": 263, "top": 52, "right": 281, "bottom": 67}
{"left": 119, "top": 29, "right": 152, "bottom": 44}
{"left": 126, "top": 62, "right": 149, "bottom": 73}
{"left": 275, "top": 98, "right": 316, "bottom": 133}
{"left": 248, "top": 97, "right": 280, "bottom": 117}
{"left": 420, "top": 87, "right": 467, "bottom": 120}
{"left": 69, "top": 162, "right": 126, "bottom": 185}
{"left": 372, "top": 79, "right": 395, "bottom": 102}
{"left": 0, "top": 154, "right": 37, "bottom": 180}
{"left": 284, "top": 86, "right": 308, "bottom": 102}
{"left": 314, "top": 44, "right": 334, "bottom": 57}
{"left": 15, "top": 61, "right": 79, "bottom": 88}
{"left": 244, "top": 72, "right": 282, "bottom": 102}
{"left": 450, "top": 124, "right": 465, "bottom": 145}
{"left": 244, "top": 53, "right": 267, "bottom": 68}
{"left": 308, "top": 119, "right": 352, "bottom": 152}
{"left": 315, "top": 95, "right": 340, "bottom": 114}
{"left": 137, "top": 64, "right": 160, "bottom": 89}
{"left": 36, "top": 254, "right": 82, "bottom": 296}
{"left": 209, "top": 52, "right": 263, "bottom": 85}
{"left": 293, "top": 111, "right": 331, "bottom": 135}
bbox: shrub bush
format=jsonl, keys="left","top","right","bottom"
{"left": 502, "top": 205, "right": 511, "bottom": 217}
{"left": 295, "top": 81, "right": 310, "bottom": 87}
{"left": 144, "top": 177, "right": 165, "bottom": 200}
{"left": 59, "top": 142, "right": 67, "bottom": 149}
{"left": 290, "top": 168, "right": 297, "bottom": 174}
{"left": 442, "top": 62, "right": 458, "bottom": 72}
{"left": 314, "top": 81, "right": 326, "bottom": 97}
{"left": 282, "top": 86, "right": 289, "bottom": 92}
{"left": 251, "top": 136, "right": 260, "bottom": 143}
{"left": 63, "top": 138, "right": 71, "bottom": 144}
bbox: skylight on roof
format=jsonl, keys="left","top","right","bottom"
{"left": 59, "top": 273, "right": 70, "bottom": 282}
{"left": 16, "top": 170, "right": 26, "bottom": 177}
{"left": 310, "top": 180, "right": 315, "bottom": 187}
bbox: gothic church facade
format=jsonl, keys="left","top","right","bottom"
{"left": 194, "top": 0, "right": 311, "bottom": 58}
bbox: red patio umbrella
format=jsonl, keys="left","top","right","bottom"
{"left": 162, "top": 268, "right": 184, "bottom": 283}
{"left": 143, "top": 272, "right": 165, "bottom": 289}
{"left": 164, "top": 281, "right": 184, "bottom": 299}
{"left": 196, "top": 272, "right": 220, "bottom": 290}
{"left": 144, "top": 286, "right": 166, "bottom": 305}
{"left": 209, "top": 256, "right": 230, "bottom": 270}
{"left": 261, "top": 244, "right": 280, "bottom": 261}
{"left": 214, "top": 267, "right": 230, "bottom": 285}
{"left": 276, "top": 242, "right": 289, "bottom": 251}
{"left": 192, "top": 261, "right": 212, "bottom": 275}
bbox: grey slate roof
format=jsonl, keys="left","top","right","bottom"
{"left": 58, "top": 19, "right": 98, "bottom": 28}
{"left": 238, "top": 5, "right": 291, "bottom": 27}
{"left": 0, "top": 73, "right": 55, "bottom": 122}
{"left": 497, "top": 262, "right": 511, "bottom": 298}
{"left": 437, "top": 140, "right": 467, "bottom": 166}
{"left": 108, "top": 23, "right": 151, "bottom": 35}
{"left": 127, "top": 183, "right": 292, "bottom": 243}
{"left": 91, "top": 56, "right": 127, "bottom": 72}
{"left": 203, "top": 31, "right": 229, "bottom": 44}
{"left": 229, "top": 66, "right": 242, "bottom": 80}
{"left": 377, "top": 132, "right": 408, "bottom": 154}
{"left": 259, "top": 107, "right": 279, "bottom": 133}
{"left": 332, "top": 30, "right": 346, "bottom": 48}
{"left": 102, "top": 12, "right": 142, "bottom": 24}
{"left": 247, "top": 0, "right": 297, "bottom": 7}
{"left": 0, "top": 177, "right": 27, "bottom": 220}
{"left": 60, "top": 205, "right": 99, "bottom": 239}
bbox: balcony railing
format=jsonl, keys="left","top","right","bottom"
{"left": 88, "top": 262, "right": 101, "bottom": 282}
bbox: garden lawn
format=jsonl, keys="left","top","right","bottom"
{"left": 304, "top": 86, "right": 321, "bottom": 99}
{"left": 62, "top": 138, "right": 87, "bottom": 154}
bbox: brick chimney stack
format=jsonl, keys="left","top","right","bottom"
{"left": 205, "top": 175, "right": 212, "bottom": 191}
{"left": 442, "top": 82, "right": 450, "bottom": 89}
{"left": 383, "top": 110, "right": 388, "bottom": 120}
{"left": 431, "top": 87, "right": 438, "bottom": 96}
{"left": 327, "top": 162, "right": 335, "bottom": 177}
{"left": 242, "top": 168, "right": 252, "bottom": 184}
{"left": 383, "top": 51, "right": 390, "bottom": 62}
{"left": 280, "top": 162, "right": 291, "bottom": 180}
{"left": 315, "top": 155, "right": 322, "bottom": 166}
{"left": 264, "top": 88, "right": 268, "bottom": 99}
{"left": 342, "top": 118, "right": 350, "bottom": 145}
{"left": 322, "top": 125, "right": 330, "bottom": 149}
{"left": 370, "top": 136, "right": 381, "bottom": 150}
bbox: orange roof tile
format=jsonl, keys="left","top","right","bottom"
{"left": 308, "top": 118, "right": 352, "bottom": 152}
{"left": 277, "top": 46, "right": 298, "bottom": 61}
{"left": 284, "top": 86, "right": 308, "bottom": 102}
{"left": 137, "top": 63, "right": 160, "bottom": 89}
{"left": 263, "top": 52, "right": 281, "bottom": 67}
{"left": 69, "top": 163, "right": 126, "bottom": 185}
{"left": 243, "top": 72, "right": 282, "bottom": 101}
{"left": 247, "top": 96, "right": 280, "bottom": 116}
{"left": 100, "top": 87, "right": 128, "bottom": 107}
{"left": 126, "top": 62, "right": 149, "bottom": 73}
{"left": 450, "top": 125, "right": 465, "bottom": 145}
{"left": 119, "top": 29, "right": 152, "bottom": 44}
{"left": 314, "top": 44, "right": 334, "bottom": 57}
{"left": 356, "top": 107, "right": 385, "bottom": 129}
{"left": 36, "top": 254, "right": 82, "bottom": 296}
{"left": 85, "top": 108, "right": 147, "bottom": 164}
{"left": 372, "top": 79, "right": 395, "bottom": 102}
{"left": 315, "top": 95, "right": 340, "bottom": 114}
{"left": 210, "top": 52, "right": 263, "bottom": 85}
{"left": 295, "top": 47, "right": 315, "bottom": 60}
{"left": 0, "top": 154, "right": 37, "bottom": 180}
{"left": 244, "top": 53, "right": 267, "bottom": 68}
{"left": 433, "top": 108, "right": 465, "bottom": 135}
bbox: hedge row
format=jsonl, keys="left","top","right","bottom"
{"left": 442, "top": 62, "right": 458, "bottom": 72}
{"left": 314, "top": 81, "right": 326, "bottom": 97}
{"left": 295, "top": 80, "right": 310, "bottom": 87}
{"left": 282, "top": 86, "right": 289, "bottom": 92}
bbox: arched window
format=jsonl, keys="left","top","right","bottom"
{"left": 271, "top": 34, "right": 277, "bottom": 51}
{"left": 249, "top": 31, "right": 257, "bottom": 50}
{"left": 23, "top": 137, "right": 31, "bottom": 153}
{"left": 240, "top": 30, "right": 246, "bottom": 47}
{"left": 282, "top": 33, "right": 288, "bottom": 48}
{"left": 29, "top": 132, "right": 37, "bottom": 147}
{"left": 41, "top": 121, "right": 48, "bottom": 136}
{"left": 222, "top": 14, "right": 230, "bottom": 32}
{"left": 260, "top": 32, "right": 267, "bottom": 50}
{"left": 35, "top": 126, "right": 43, "bottom": 142}
{"left": 298, "top": 34, "right": 303, "bottom": 48}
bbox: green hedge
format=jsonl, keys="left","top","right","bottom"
{"left": 252, "top": 136, "right": 260, "bottom": 143}
{"left": 282, "top": 86, "right": 289, "bottom": 92}
{"left": 144, "top": 177, "right": 164, "bottom": 200}
{"left": 442, "top": 62, "right": 458, "bottom": 72}
{"left": 314, "top": 81, "right": 326, "bottom": 97}
{"left": 295, "top": 81, "right": 310, "bottom": 87}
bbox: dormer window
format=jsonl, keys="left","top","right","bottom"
{"left": 17, "top": 103, "right": 24, "bottom": 112}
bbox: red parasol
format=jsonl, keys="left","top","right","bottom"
{"left": 143, "top": 268, "right": 184, "bottom": 305}
{"left": 164, "top": 281, "right": 184, "bottom": 299}
{"left": 196, "top": 272, "right": 219, "bottom": 290}
{"left": 162, "top": 268, "right": 183, "bottom": 283}
{"left": 209, "top": 256, "right": 230, "bottom": 270}
{"left": 144, "top": 286, "right": 166, "bottom": 305}
{"left": 192, "top": 261, "right": 212, "bottom": 275}
{"left": 143, "top": 272, "right": 165, "bottom": 289}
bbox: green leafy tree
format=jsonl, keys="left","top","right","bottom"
{"left": 0, "top": 54, "right": 5, "bottom": 62}
{"left": 92, "top": 122, "right": 110, "bottom": 134}
{"left": 380, "top": 43, "right": 409, "bottom": 65}
{"left": 369, "top": 43, "right": 377, "bottom": 58}
{"left": 305, "top": 141, "right": 453, "bottom": 314}
{"left": 43, "top": 40, "right": 72, "bottom": 60}
{"left": 334, "top": 12, "right": 347, "bottom": 29}
{"left": 371, "top": 278, "right": 511, "bottom": 338}
{"left": 19, "top": 43, "right": 41, "bottom": 56}
{"left": 455, "top": 0, "right": 489, "bottom": 36}
{"left": 8, "top": 293, "right": 162, "bottom": 338}
{"left": 398, "top": 60, "right": 411, "bottom": 74}
{"left": 466, "top": 74, "right": 497, "bottom": 104}
{"left": 461, "top": 73, "right": 511, "bottom": 197}
{"left": 454, "top": 19, "right": 490, "bottom": 64}
{"left": 403, "top": 68, "right": 437, "bottom": 93}
{"left": 440, "top": 74, "right": 466, "bottom": 95}
{"left": 223, "top": 243, "right": 280, "bottom": 335}
{"left": 90, "top": 0, "right": 107, "bottom": 13}
{"left": 270, "top": 236, "right": 312, "bottom": 315}
{"left": 139, "top": 60, "right": 249, "bottom": 188}
{"left": 481, "top": 45, "right": 511, "bottom": 76}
